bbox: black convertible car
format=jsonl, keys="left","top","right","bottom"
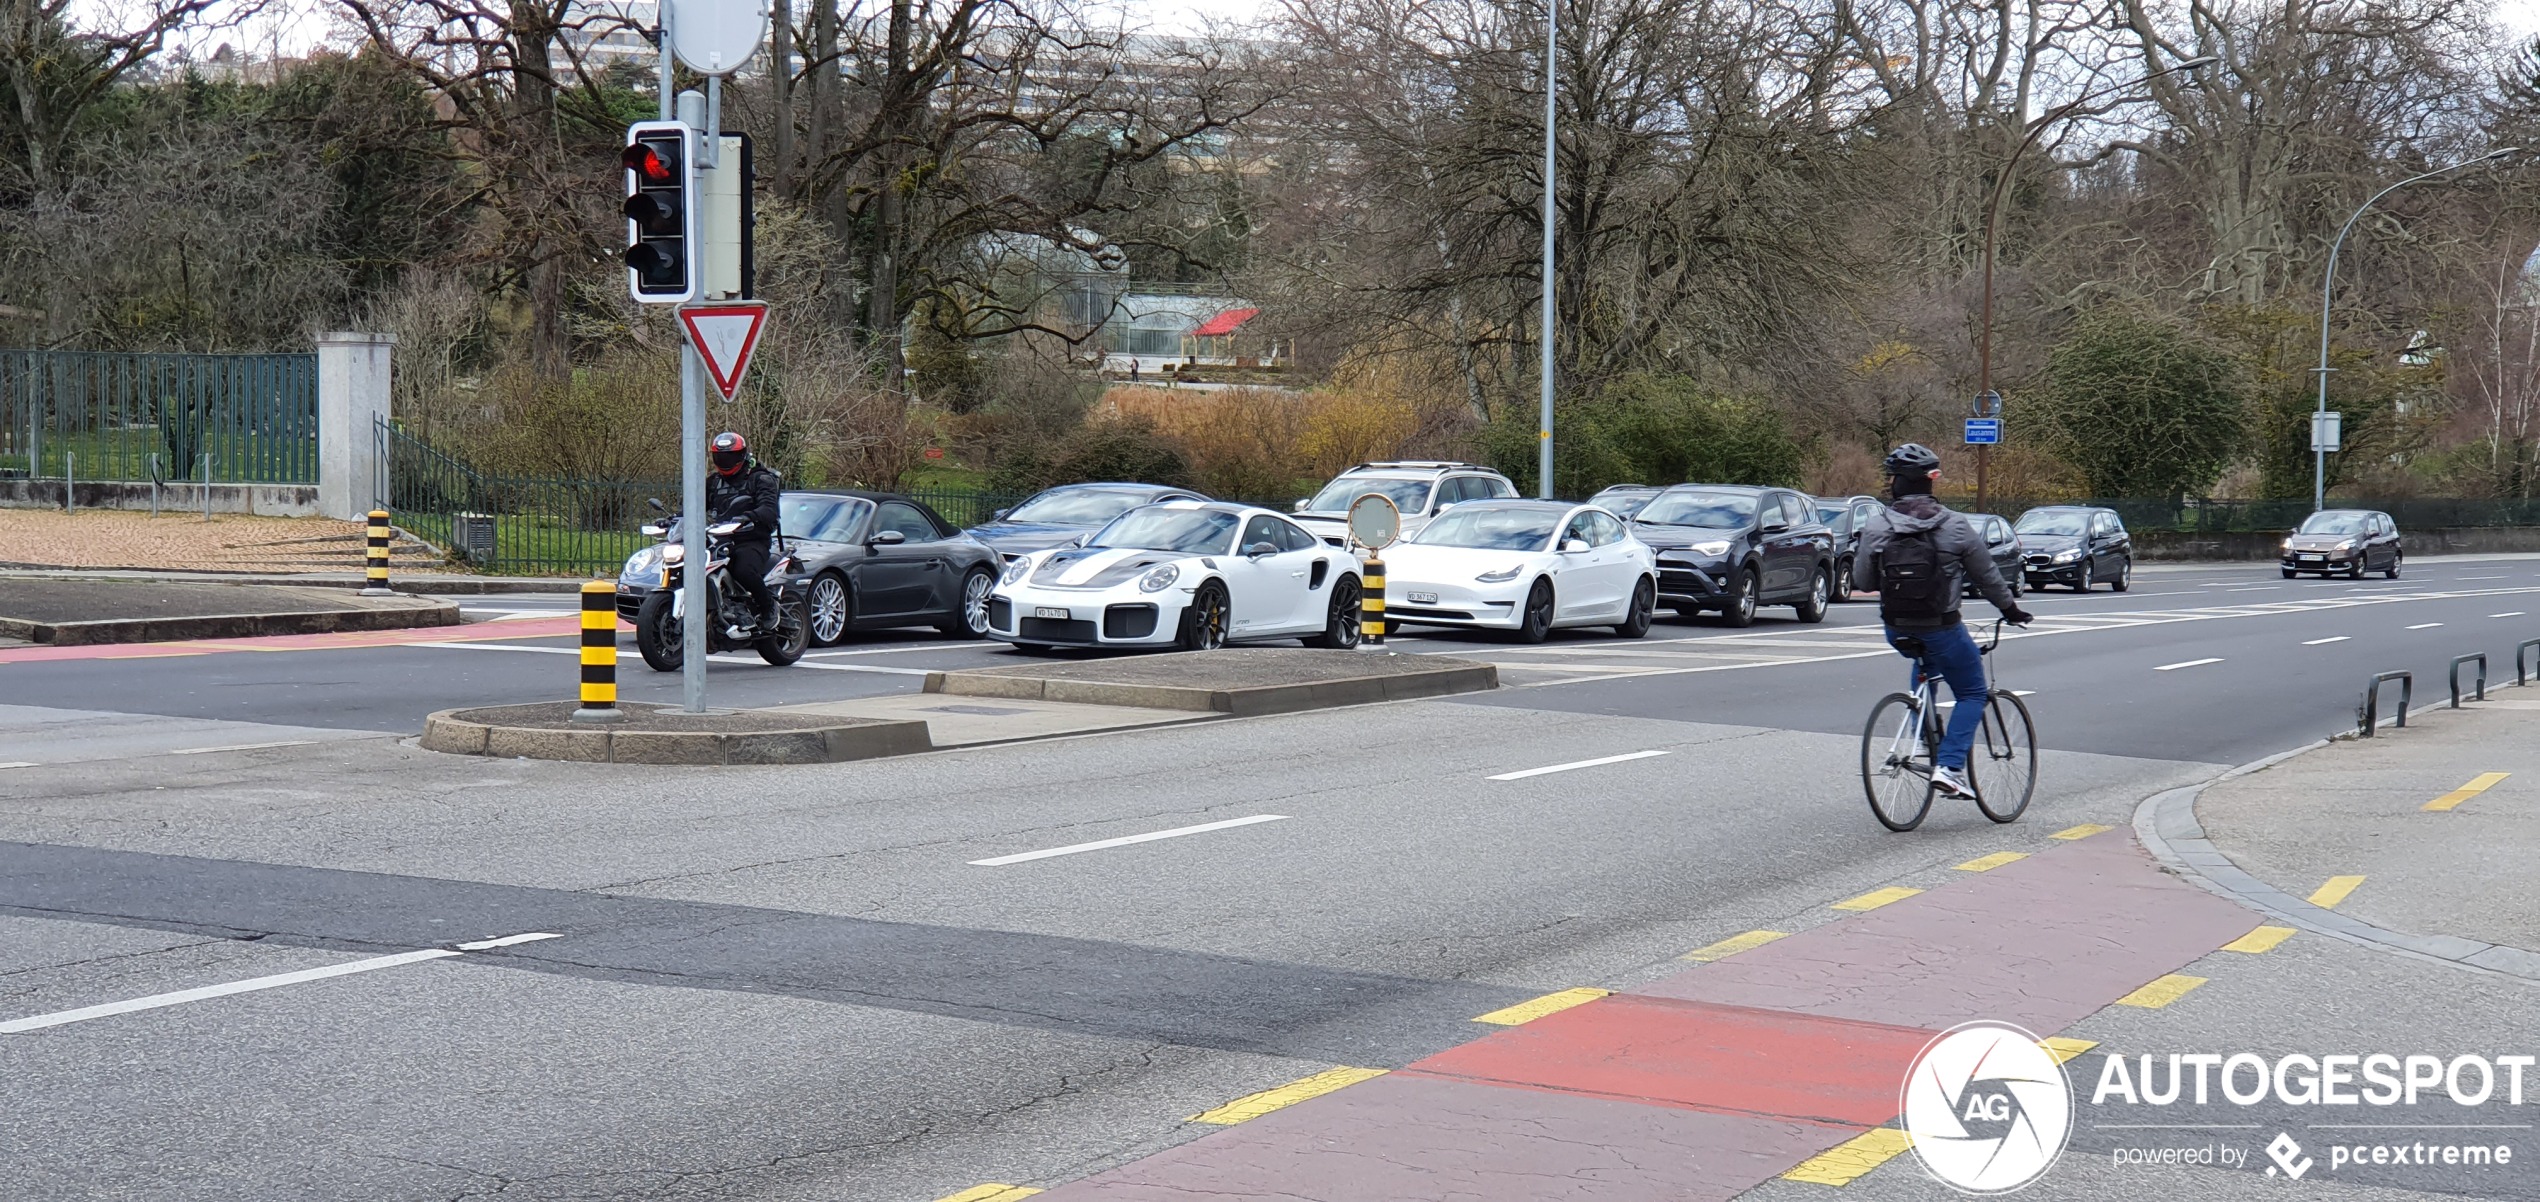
{"left": 617, "top": 490, "right": 1002, "bottom": 645}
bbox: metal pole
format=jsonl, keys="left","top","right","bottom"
{"left": 200, "top": 452, "right": 211, "bottom": 522}
{"left": 679, "top": 88, "right": 711, "bottom": 713}
{"left": 2313, "top": 148, "right": 2514, "bottom": 514}
{"left": 656, "top": 0, "right": 674, "bottom": 121}
{"left": 1535, "top": 0, "right": 1557, "bottom": 500}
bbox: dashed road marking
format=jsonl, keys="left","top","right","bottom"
{"left": 2222, "top": 925, "right": 2297, "bottom": 954}
{"left": 1832, "top": 886, "right": 1922, "bottom": 912}
{"left": 2308, "top": 875, "right": 2367, "bottom": 908}
{"left": 968, "top": 815, "right": 1289, "bottom": 866}
{"left": 1683, "top": 930, "right": 1789, "bottom": 961}
{"left": 1780, "top": 1127, "right": 1913, "bottom": 1185}
{"left": 2114, "top": 973, "right": 2208, "bottom": 1009}
{"left": 1486, "top": 749, "right": 1668, "bottom": 780}
{"left": 2492, "top": 612, "right": 2527, "bottom": 619}
{"left": 2407, "top": 623, "right": 2443, "bottom": 630}
{"left": 2041, "top": 1037, "right": 2099, "bottom": 1064}
{"left": 1190, "top": 1067, "right": 1387, "bottom": 1124}
{"left": 1953, "top": 851, "right": 2028, "bottom": 872}
{"left": 2425, "top": 773, "right": 2510, "bottom": 813}
{"left": 933, "top": 1186, "right": 1042, "bottom": 1202}
{"left": 2303, "top": 636, "right": 2350, "bottom": 645}
{"left": 2154, "top": 657, "right": 2224, "bottom": 671}
{"left": 2050, "top": 824, "right": 2112, "bottom": 840}
{"left": 1472, "top": 987, "right": 1610, "bottom": 1026}
{"left": 454, "top": 932, "right": 564, "bottom": 950}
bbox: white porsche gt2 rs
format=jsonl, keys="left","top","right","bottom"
{"left": 988, "top": 502, "right": 1365, "bottom": 651}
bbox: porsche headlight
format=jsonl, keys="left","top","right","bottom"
{"left": 1001, "top": 555, "right": 1032, "bottom": 585}
{"left": 623, "top": 545, "right": 662, "bottom": 576}
{"left": 1475, "top": 565, "right": 1523, "bottom": 583}
{"left": 1139, "top": 563, "right": 1181, "bottom": 593}
{"left": 1689, "top": 540, "right": 1732, "bottom": 557}
{"left": 2051, "top": 548, "right": 2081, "bottom": 563}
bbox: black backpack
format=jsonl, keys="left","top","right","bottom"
{"left": 1877, "top": 524, "right": 1951, "bottom": 623}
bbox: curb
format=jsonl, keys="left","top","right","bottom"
{"left": 421, "top": 706, "right": 933, "bottom": 766}
{"left": 924, "top": 661, "right": 1499, "bottom": 717}
{"left": 0, "top": 598, "right": 462, "bottom": 645}
{"left": 2132, "top": 739, "right": 2540, "bottom": 986}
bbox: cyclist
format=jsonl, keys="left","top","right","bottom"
{"left": 1850, "top": 443, "right": 2032, "bottom": 799}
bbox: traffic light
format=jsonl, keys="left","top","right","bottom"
{"left": 622, "top": 121, "right": 698, "bottom": 303}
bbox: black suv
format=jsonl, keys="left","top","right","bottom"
{"left": 1632, "top": 485, "right": 1837, "bottom": 627}
{"left": 1813, "top": 494, "right": 1882, "bottom": 602}
{"left": 2015, "top": 505, "right": 2133, "bottom": 592}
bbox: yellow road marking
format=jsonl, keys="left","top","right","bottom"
{"left": 2222, "top": 925, "right": 2297, "bottom": 954}
{"left": 2114, "top": 974, "right": 2207, "bottom": 1009}
{"left": 934, "top": 1187, "right": 1041, "bottom": 1202}
{"left": 1473, "top": 987, "right": 1611, "bottom": 1026}
{"left": 2424, "top": 772, "right": 2511, "bottom": 812}
{"left": 1190, "top": 1067, "right": 1387, "bottom": 1125}
{"left": 1683, "top": 930, "right": 1789, "bottom": 962}
{"left": 1781, "top": 1127, "right": 1913, "bottom": 1185}
{"left": 2049, "top": 824, "right": 2112, "bottom": 840}
{"left": 1954, "top": 851, "right": 2028, "bottom": 872}
{"left": 1832, "top": 886, "right": 1922, "bottom": 912}
{"left": 2039, "top": 1037, "right": 2098, "bottom": 1065}
{"left": 2309, "top": 875, "right": 2367, "bottom": 908}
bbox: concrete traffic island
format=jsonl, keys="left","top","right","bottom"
{"left": 0, "top": 579, "right": 457, "bottom": 645}
{"left": 925, "top": 647, "right": 1499, "bottom": 717}
{"left": 422, "top": 701, "right": 933, "bottom": 765}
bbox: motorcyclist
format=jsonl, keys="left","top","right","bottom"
{"left": 705, "top": 432, "right": 783, "bottom": 629}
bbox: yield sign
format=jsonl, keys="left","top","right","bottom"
{"left": 678, "top": 302, "right": 769, "bottom": 400}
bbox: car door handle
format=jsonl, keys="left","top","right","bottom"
{"left": 1290, "top": 571, "right": 1306, "bottom": 578}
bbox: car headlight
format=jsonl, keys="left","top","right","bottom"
{"left": 623, "top": 545, "right": 662, "bottom": 576}
{"left": 2335, "top": 539, "right": 2357, "bottom": 552}
{"left": 2282, "top": 538, "right": 2294, "bottom": 550}
{"left": 1139, "top": 563, "right": 1180, "bottom": 593}
{"left": 2051, "top": 548, "right": 2081, "bottom": 563}
{"left": 1475, "top": 565, "right": 1523, "bottom": 583}
{"left": 1689, "top": 540, "right": 1732, "bottom": 557}
{"left": 1001, "top": 556, "right": 1032, "bottom": 585}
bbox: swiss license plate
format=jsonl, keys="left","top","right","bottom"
{"left": 1406, "top": 591, "right": 1439, "bottom": 604}
{"left": 1034, "top": 606, "right": 1071, "bottom": 619}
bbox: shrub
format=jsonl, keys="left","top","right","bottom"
{"left": 2033, "top": 311, "right": 2244, "bottom": 501}
{"left": 988, "top": 416, "right": 1191, "bottom": 493}
{"left": 1480, "top": 374, "right": 1803, "bottom": 497}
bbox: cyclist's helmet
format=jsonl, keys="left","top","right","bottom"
{"left": 711, "top": 432, "right": 749, "bottom": 477}
{"left": 1882, "top": 442, "right": 1941, "bottom": 477}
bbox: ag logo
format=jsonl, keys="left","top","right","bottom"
{"left": 1901, "top": 1021, "right": 2073, "bottom": 1193}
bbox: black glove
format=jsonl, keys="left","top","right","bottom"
{"left": 2004, "top": 606, "right": 2034, "bottom": 627}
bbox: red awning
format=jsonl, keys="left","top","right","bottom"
{"left": 1189, "top": 307, "right": 1259, "bottom": 338}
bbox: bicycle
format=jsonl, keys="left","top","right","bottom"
{"left": 1859, "top": 619, "right": 2036, "bottom": 831}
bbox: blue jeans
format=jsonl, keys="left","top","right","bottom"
{"left": 1886, "top": 623, "right": 1987, "bottom": 771}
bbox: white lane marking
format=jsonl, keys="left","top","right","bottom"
{"left": 428, "top": 642, "right": 628, "bottom": 656}
{"left": 0, "top": 761, "right": 36, "bottom": 769}
{"left": 2154, "top": 658, "right": 2224, "bottom": 671}
{"left": 422, "top": 642, "right": 933, "bottom": 675}
{"left": 805, "top": 643, "right": 970, "bottom": 657}
{"left": 165, "top": 740, "right": 320, "bottom": 756}
{"left": 454, "top": 932, "right": 563, "bottom": 950}
{"left": 1487, "top": 749, "right": 1670, "bottom": 780}
{"left": 2407, "top": 623, "right": 2444, "bottom": 630}
{"left": 2303, "top": 636, "right": 2350, "bottom": 645}
{"left": 2493, "top": 612, "right": 2527, "bottom": 619}
{"left": 2223, "top": 586, "right": 2282, "bottom": 592}
{"left": 2460, "top": 575, "right": 2507, "bottom": 580}
{"left": 1935, "top": 690, "right": 2036, "bottom": 709}
{"left": 969, "top": 815, "right": 1289, "bottom": 866}
{"left": 0, "top": 949, "right": 459, "bottom": 1034}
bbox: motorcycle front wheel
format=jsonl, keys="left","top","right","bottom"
{"left": 635, "top": 590, "right": 683, "bottom": 672}
{"left": 756, "top": 597, "right": 810, "bottom": 666}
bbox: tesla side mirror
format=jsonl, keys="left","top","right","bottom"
{"left": 869, "top": 530, "right": 907, "bottom": 546}
{"left": 1244, "top": 541, "right": 1279, "bottom": 559}
{"left": 989, "top": 508, "right": 1010, "bottom": 522}
{"left": 1560, "top": 538, "right": 1590, "bottom": 553}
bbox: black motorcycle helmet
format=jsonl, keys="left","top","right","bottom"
{"left": 711, "top": 431, "right": 749, "bottom": 477}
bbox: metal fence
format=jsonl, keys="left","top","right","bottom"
{"left": 0, "top": 350, "right": 317, "bottom": 484}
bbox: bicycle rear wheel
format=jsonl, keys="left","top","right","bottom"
{"left": 1861, "top": 692, "right": 1936, "bottom": 832}
{"left": 1969, "top": 689, "right": 2037, "bottom": 823}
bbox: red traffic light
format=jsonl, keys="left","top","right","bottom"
{"left": 622, "top": 142, "right": 675, "bottom": 183}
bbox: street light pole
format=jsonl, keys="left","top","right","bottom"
{"left": 1975, "top": 54, "right": 2214, "bottom": 513}
{"left": 1536, "top": 0, "right": 1558, "bottom": 499}
{"left": 2311, "top": 148, "right": 2516, "bottom": 513}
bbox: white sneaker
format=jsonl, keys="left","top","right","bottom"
{"left": 1933, "top": 766, "right": 1976, "bottom": 798}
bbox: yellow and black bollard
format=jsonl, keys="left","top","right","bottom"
{"left": 361, "top": 509, "right": 394, "bottom": 595}
{"left": 1359, "top": 555, "right": 1386, "bottom": 650}
{"left": 572, "top": 580, "right": 624, "bottom": 723}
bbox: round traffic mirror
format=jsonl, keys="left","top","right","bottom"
{"left": 1347, "top": 493, "right": 1401, "bottom": 550}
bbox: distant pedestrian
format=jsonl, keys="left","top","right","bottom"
{"left": 1129, "top": 362, "right": 1142, "bottom": 384}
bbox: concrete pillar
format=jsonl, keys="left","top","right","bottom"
{"left": 317, "top": 332, "right": 395, "bottom": 522}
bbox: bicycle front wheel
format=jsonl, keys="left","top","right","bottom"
{"left": 1970, "top": 689, "right": 2037, "bottom": 823}
{"left": 1861, "top": 692, "right": 1935, "bottom": 832}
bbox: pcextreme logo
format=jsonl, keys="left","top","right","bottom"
{"left": 1901, "top": 1021, "right": 2075, "bottom": 1194}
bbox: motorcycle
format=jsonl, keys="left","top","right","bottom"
{"left": 632, "top": 500, "right": 810, "bottom": 671}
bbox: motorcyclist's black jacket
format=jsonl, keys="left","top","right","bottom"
{"left": 706, "top": 463, "right": 782, "bottom": 542}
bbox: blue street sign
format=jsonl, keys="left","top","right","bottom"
{"left": 1964, "top": 418, "right": 2002, "bottom": 445}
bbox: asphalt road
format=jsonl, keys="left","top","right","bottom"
{"left": 2, "top": 555, "right": 2537, "bottom": 1200}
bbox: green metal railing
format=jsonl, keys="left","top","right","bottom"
{"left": 0, "top": 350, "right": 317, "bottom": 483}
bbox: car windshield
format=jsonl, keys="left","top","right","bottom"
{"left": 1816, "top": 505, "right": 1847, "bottom": 524}
{"left": 1307, "top": 476, "right": 1430, "bottom": 513}
{"left": 1637, "top": 491, "right": 1756, "bottom": 528}
{"left": 781, "top": 496, "right": 870, "bottom": 542}
{"left": 1088, "top": 508, "right": 1239, "bottom": 554}
{"left": 2016, "top": 510, "right": 2089, "bottom": 537}
{"left": 1412, "top": 506, "right": 1563, "bottom": 551}
{"left": 1005, "top": 488, "right": 1150, "bottom": 525}
{"left": 1595, "top": 491, "right": 1657, "bottom": 518}
{"left": 2299, "top": 512, "right": 2371, "bottom": 535}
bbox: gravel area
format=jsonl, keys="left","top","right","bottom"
{"left": 0, "top": 509, "right": 434, "bottom": 573}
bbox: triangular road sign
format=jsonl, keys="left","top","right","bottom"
{"left": 678, "top": 302, "right": 769, "bottom": 400}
